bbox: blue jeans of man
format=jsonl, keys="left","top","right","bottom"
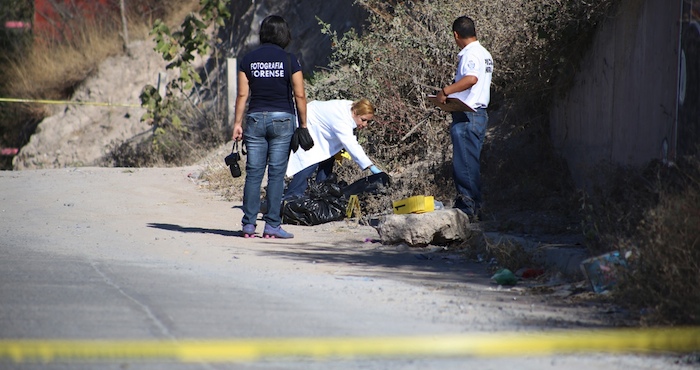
{"left": 450, "top": 108, "right": 488, "bottom": 215}
{"left": 284, "top": 156, "right": 335, "bottom": 199}
{"left": 242, "top": 112, "right": 295, "bottom": 228}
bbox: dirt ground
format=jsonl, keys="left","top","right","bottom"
{"left": 193, "top": 143, "right": 622, "bottom": 321}
{"left": 0, "top": 165, "right": 632, "bottom": 330}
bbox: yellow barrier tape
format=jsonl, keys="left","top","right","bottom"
{"left": 0, "top": 97, "right": 141, "bottom": 108}
{"left": 1, "top": 327, "right": 699, "bottom": 363}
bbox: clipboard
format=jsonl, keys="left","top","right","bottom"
{"left": 425, "top": 95, "right": 474, "bottom": 112}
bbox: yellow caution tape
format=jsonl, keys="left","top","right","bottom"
{"left": 1, "top": 327, "right": 699, "bottom": 363}
{"left": 0, "top": 97, "right": 141, "bottom": 108}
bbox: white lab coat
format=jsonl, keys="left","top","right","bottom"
{"left": 286, "top": 100, "right": 373, "bottom": 177}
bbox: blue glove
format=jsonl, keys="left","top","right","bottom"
{"left": 369, "top": 165, "right": 382, "bottom": 174}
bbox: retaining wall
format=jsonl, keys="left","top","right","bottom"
{"left": 550, "top": 0, "right": 698, "bottom": 187}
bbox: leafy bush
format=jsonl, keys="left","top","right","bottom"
{"left": 307, "top": 0, "right": 618, "bottom": 214}
{"left": 110, "top": 0, "right": 231, "bottom": 167}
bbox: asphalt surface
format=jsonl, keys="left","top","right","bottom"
{"left": 0, "top": 167, "right": 694, "bottom": 369}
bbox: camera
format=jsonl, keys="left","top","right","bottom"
{"left": 225, "top": 151, "right": 242, "bottom": 178}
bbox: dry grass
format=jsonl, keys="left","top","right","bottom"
{"left": 485, "top": 238, "right": 534, "bottom": 272}
{"left": 199, "top": 166, "right": 245, "bottom": 201}
{"left": 161, "top": 0, "right": 203, "bottom": 29}
{"left": 0, "top": 0, "right": 200, "bottom": 169}
{"left": 198, "top": 159, "right": 247, "bottom": 202}
{"left": 6, "top": 25, "right": 124, "bottom": 100}
{"left": 4, "top": 0, "right": 196, "bottom": 100}
{"left": 585, "top": 156, "right": 700, "bottom": 325}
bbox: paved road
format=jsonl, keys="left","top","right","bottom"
{"left": 0, "top": 167, "right": 692, "bottom": 369}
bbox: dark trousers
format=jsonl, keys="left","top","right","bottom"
{"left": 450, "top": 108, "right": 488, "bottom": 214}
{"left": 284, "top": 156, "right": 335, "bottom": 199}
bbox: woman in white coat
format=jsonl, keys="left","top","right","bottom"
{"left": 284, "top": 98, "right": 382, "bottom": 199}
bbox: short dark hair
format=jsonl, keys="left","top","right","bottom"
{"left": 452, "top": 16, "right": 476, "bottom": 39}
{"left": 259, "top": 15, "right": 291, "bottom": 48}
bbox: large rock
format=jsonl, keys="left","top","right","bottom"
{"left": 377, "top": 209, "right": 473, "bottom": 247}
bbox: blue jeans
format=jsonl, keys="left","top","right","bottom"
{"left": 242, "top": 112, "right": 295, "bottom": 227}
{"left": 450, "top": 109, "right": 488, "bottom": 214}
{"left": 284, "top": 156, "right": 335, "bottom": 199}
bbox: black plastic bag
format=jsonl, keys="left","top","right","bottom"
{"left": 282, "top": 181, "right": 347, "bottom": 226}
{"left": 281, "top": 173, "right": 390, "bottom": 226}
{"left": 341, "top": 172, "right": 391, "bottom": 198}
{"left": 282, "top": 195, "right": 347, "bottom": 226}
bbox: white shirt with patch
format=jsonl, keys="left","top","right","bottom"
{"left": 450, "top": 41, "right": 493, "bottom": 110}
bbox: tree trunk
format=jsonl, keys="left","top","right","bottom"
{"left": 119, "top": 0, "right": 130, "bottom": 55}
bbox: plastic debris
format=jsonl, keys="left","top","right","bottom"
{"left": 580, "top": 251, "right": 627, "bottom": 293}
{"left": 515, "top": 267, "right": 545, "bottom": 279}
{"left": 491, "top": 268, "right": 518, "bottom": 286}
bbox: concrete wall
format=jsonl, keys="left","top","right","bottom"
{"left": 677, "top": 0, "right": 700, "bottom": 157}
{"left": 550, "top": 0, "right": 683, "bottom": 187}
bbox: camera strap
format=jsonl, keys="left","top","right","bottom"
{"left": 231, "top": 140, "right": 246, "bottom": 156}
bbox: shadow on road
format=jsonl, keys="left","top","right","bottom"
{"left": 263, "top": 238, "right": 494, "bottom": 288}
{"left": 144, "top": 221, "right": 613, "bottom": 328}
{"left": 147, "top": 222, "right": 243, "bottom": 237}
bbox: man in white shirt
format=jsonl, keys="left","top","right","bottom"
{"left": 436, "top": 16, "right": 493, "bottom": 219}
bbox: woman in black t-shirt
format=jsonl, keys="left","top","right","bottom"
{"left": 232, "top": 15, "right": 307, "bottom": 239}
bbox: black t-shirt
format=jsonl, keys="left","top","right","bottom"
{"left": 239, "top": 43, "right": 302, "bottom": 114}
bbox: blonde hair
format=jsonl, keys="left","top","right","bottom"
{"left": 351, "top": 98, "right": 375, "bottom": 116}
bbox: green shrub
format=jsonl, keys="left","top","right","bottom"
{"left": 109, "top": 0, "right": 231, "bottom": 167}
{"left": 307, "top": 0, "right": 617, "bottom": 213}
